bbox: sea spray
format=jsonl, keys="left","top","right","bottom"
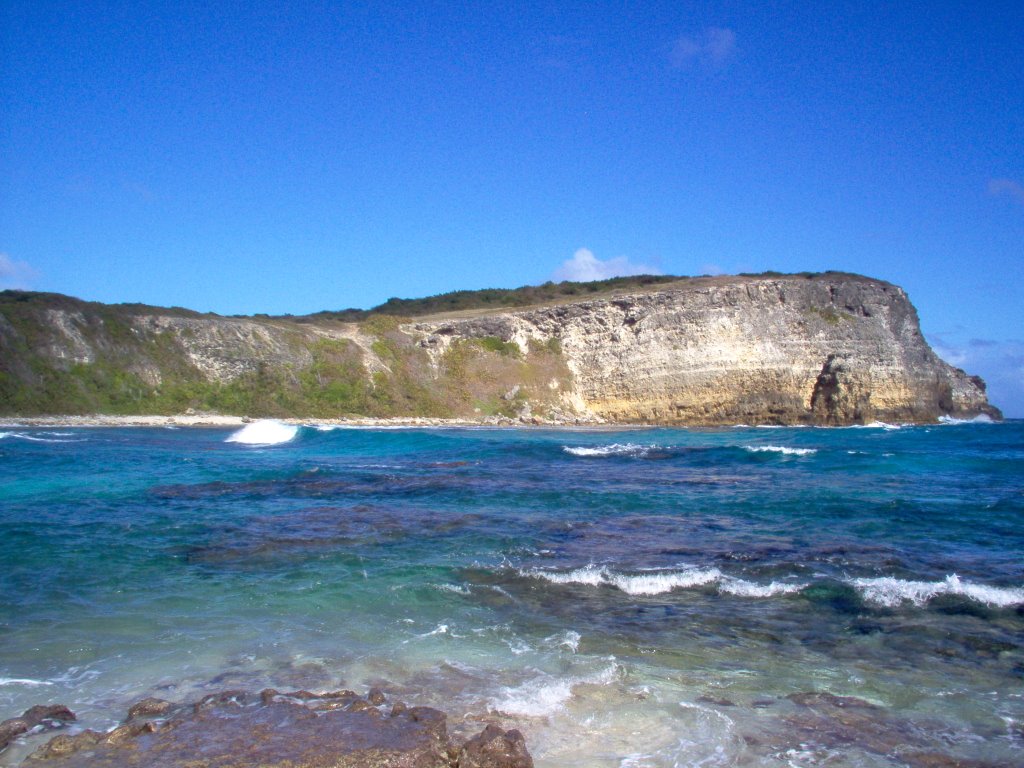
{"left": 225, "top": 420, "right": 299, "bottom": 445}
{"left": 851, "top": 574, "right": 1024, "bottom": 608}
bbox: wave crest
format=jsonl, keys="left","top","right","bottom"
{"left": 851, "top": 575, "right": 1024, "bottom": 607}
{"left": 938, "top": 414, "right": 995, "bottom": 425}
{"left": 744, "top": 445, "right": 817, "bottom": 456}
{"left": 225, "top": 420, "right": 299, "bottom": 445}
{"left": 523, "top": 566, "right": 805, "bottom": 598}
{"left": 562, "top": 443, "right": 653, "bottom": 458}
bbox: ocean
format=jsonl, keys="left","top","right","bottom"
{"left": 1, "top": 420, "right": 1021, "bottom": 766}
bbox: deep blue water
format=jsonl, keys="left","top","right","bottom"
{"left": 1, "top": 421, "right": 1022, "bottom": 766}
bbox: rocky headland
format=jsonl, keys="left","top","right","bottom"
{"left": 0, "top": 273, "right": 1000, "bottom": 426}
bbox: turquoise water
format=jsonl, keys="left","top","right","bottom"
{"left": 1, "top": 421, "right": 1022, "bottom": 766}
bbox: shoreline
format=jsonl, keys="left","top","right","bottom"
{"left": 0, "top": 413, "right": 1001, "bottom": 429}
{"left": 0, "top": 414, "right": 603, "bottom": 429}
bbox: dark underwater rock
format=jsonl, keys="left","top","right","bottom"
{"left": 26, "top": 689, "right": 532, "bottom": 768}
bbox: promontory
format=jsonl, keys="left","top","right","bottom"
{"left": 0, "top": 272, "right": 1000, "bottom": 426}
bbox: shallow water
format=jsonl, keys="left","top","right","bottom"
{"left": 1, "top": 421, "right": 1022, "bottom": 766}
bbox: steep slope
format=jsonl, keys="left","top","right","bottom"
{"left": 411, "top": 274, "right": 997, "bottom": 424}
{"left": 0, "top": 274, "right": 999, "bottom": 424}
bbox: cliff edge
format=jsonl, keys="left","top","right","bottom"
{"left": 0, "top": 273, "right": 1000, "bottom": 425}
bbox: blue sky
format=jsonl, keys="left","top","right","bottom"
{"left": 2, "top": 1, "right": 1022, "bottom": 415}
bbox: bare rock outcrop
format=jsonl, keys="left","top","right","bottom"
{"left": 21, "top": 689, "right": 532, "bottom": 768}
{"left": 411, "top": 274, "right": 999, "bottom": 425}
{"left": 0, "top": 273, "right": 999, "bottom": 424}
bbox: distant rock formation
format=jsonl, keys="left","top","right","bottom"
{"left": 411, "top": 274, "right": 997, "bottom": 424}
{"left": 0, "top": 273, "right": 999, "bottom": 425}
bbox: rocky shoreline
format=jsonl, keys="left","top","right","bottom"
{"left": 0, "top": 412, "right": 608, "bottom": 429}
{"left": 1, "top": 689, "right": 532, "bottom": 768}
{"left": 0, "top": 412, "right": 988, "bottom": 430}
{"left": 1, "top": 275, "right": 1001, "bottom": 426}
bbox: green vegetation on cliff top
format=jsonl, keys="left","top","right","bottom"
{"left": 0, "top": 270, "right": 867, "bottom": 417}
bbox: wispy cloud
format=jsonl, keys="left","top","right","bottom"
{"left": 927, "top": 332, "right": 1024, "bottom": 417}
{"left": 553, "top": 248, "right": 661, "bottom": 282}
{"left": 669, "top": 27, "right": 737, "bottom": 69}
{"left": 0, "top": 253, "right": 38, "bottom": 290}
{"left": 988, "top": 178, "right": 1024, "bottom": 207}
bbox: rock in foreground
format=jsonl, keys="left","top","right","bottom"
{"left": 25, "top": 689, "right": 532, "bottom": 768}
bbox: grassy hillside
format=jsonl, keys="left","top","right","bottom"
{"left": 0, "top": 288, "right": 573, "bottom": 418}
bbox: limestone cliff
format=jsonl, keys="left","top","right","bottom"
{"left": 411, "top": 274, "right": 997, "bottom": 425}
{"left": 0, "top": 274, "right": 999, "bottom": 424}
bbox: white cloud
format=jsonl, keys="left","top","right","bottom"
{"left": 553, "top": 248, "right": 662, "bottom": 282}
{"left": 988, "top": 178, "right": 1024, "bottom": 207}
{"left": 926, "top": 332, "right": 1024, "bottom": 417}
{"left": 670, "top": 27, "right": 737, "bottom": 68}
{"left": 0, "top": 253, "right": 38, "bottom": 290}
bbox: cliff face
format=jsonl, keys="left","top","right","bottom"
{"left": 412, "top": 275, "right": 997, "bottom": 425}
{"left": 0, "top": 274, "right": 999, "bottom": 424}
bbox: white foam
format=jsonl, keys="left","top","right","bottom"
{"left": 562, "top": 443, "right": 653, "bottom": 457}
{"left": 530, "top": 564, "right": 609, "bottom": 587}
{"left": 855, "top": 421, "right": 902, "bottom": 430}
{"left": 719, "top": 578, "right": 806, "bottom": 597}
{"left": 938, "top": 414, "right": 995, "bottom": 425}
{"left": 0, "top": 432, "right": 82, "bottom": 443}
{"left": 851, "top": 574, "right": 1024, "bottom": 608}
{"left": 744, "top": 445, "right": 817, "bottom": 456}
{"left": 543, "top": 630, "right": 581, "bottom": 653}
{"left": 225, "top": 420, "right": 298, "bottom": 445}
{"left": 0, "top": 677, "right": 54, "bottom": 687}
{"left": 488, "top": 661, "right": 619, "bottom": 717}
{"left": 524, "top": 566, "right": 804, "bottom": 598}
{"left": 610, "top": 568, "right": 723, "bottom": 596}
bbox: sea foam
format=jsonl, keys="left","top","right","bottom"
{"left": 523, "top": 566, "right": 805, "bottom": 598}
{"left": 488, "top": 660, "right": 620, "bottom": 717}
{"left": 562, "top": 443, "right": 653, "bottom": 457}
{"left": 850, "top": 574, "right": 1024, "bottom": 608}
{"left": 0, "top": 432, "right": 82, "bottom": 443}
{"left": 0, "top": 677, "right": 54, "bottom": 687}
{"left": 225, "top": 420, "right": 299, "bottom": 445}
{"left": 744, "top": 445, "right": 817, "bottom": 456}
{"left": 938, "top": 414, "right": 995, "bottom": 425}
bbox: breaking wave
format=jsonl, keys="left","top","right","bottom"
{"left": 744, "top": 445, "right": 817, "bottom": 456}
{"left": 522, "top": 567, "right": 1021, "bottom": 609}
{"left": 562, "top": 443, "right": 654, "bottom": 457}
{"left": 488, "top": 660, "right": 620, "bottom": 717}
{"left": 851, "top": 575, "right": 1024, "bottom": 608}
{"left": 522, "top": 565, "right": 805, "bottom": 598}
{"left": 0, "top": 431, "right": 83, "bottom": 443}
{"left": 938, "top": 414, "right": 995, "bottom": 425}
{"left": 225, "top": 420, "right": 299, "bottom": 445}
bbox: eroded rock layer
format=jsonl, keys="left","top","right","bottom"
{"left": 412, "top": 275, "right": 997, "bottom": 424}
{"left": 0, "top": 274, "right": 998, "bottom": 425}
